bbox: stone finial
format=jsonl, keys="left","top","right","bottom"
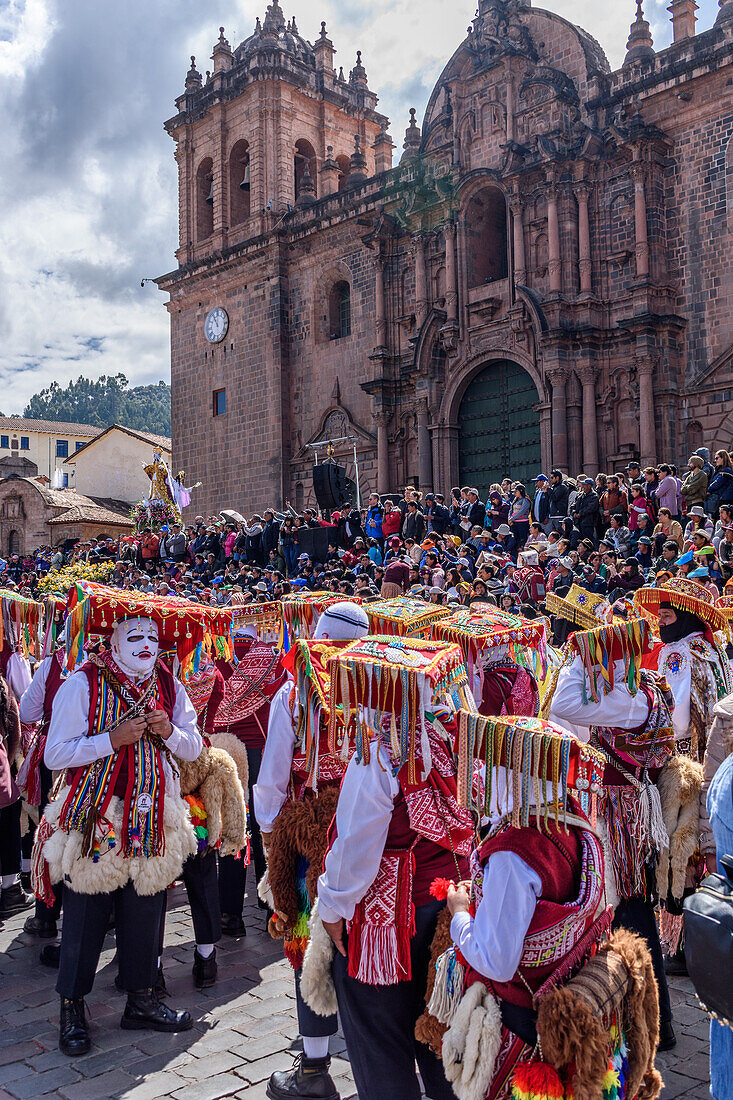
{"left": 349, "top": 133, "right": 368, "bottom": 182}
{"left": 373, "top": 125, "right": 395, "bottom": 173}
{"left": 314, "top": 19, "right": 335, "bottom": 70}
{"left": 350, "top": 49, "right": 368, "bottom": 85}
{"left": 668, "top": 0, "right": 698, "bottom": 41}
{"left": 338, "top": 66, "right": 345, "bottom": 81}
{"left": 262, "top": 0, "right": 285, "bottom": 38}
{"left": 295, "top": 157, "right": 317, "bottom": 207}
{"left": 401, "top": 108, "right": 422, "bottom": 161}
{"left": 185, "top": 55, "right": 202, "bottom": 90}
{"left": 212, "top": 25, "right": 233, "bottom": 72}
{"left": 624, "top": 0, "right": 655, "bottom": 65}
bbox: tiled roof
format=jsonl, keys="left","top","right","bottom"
{"left": 0, "top": 417, "right": 100, "bottom": 436}
{"left": 48, "top": 504, "right": 133, "bottom": 527}
{"left": 66, "top": 423, "right": 172, "bottom": 460}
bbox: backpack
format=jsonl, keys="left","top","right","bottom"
{"left": 684, "top": 854, "right": 733, "bottom": 1025}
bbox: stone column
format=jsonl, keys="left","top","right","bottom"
{"left": 577, "top": 365, "right": 599, "bottom": 474}
{"left": 374, "top": 256, "right": 387, "bottom": 351}
{"left": 548, "top": 367, "right": 569, "bottom": 470}
{"left": 637, "top": 357, "right": 657, "bottom": 465}
{"left": 546, "top": 186, "right": 562, "bottom": 294}
{"left": 574, "top": 183, "right": 592, "bottom": 295}
{"left": 444, "top": 222, "right": 458, "bottom": 324}
{"left": 374, "top": 411, "right": 390, "bottom": 493}
{"left": 412, "top": 234, "right": 429, "bottom": 328}
{"left": 510, "top": 195, "right": 527, "bottom": 286}
{"left": 631, "top": 164, "right": 649, "bottom": 279}
{"left": 417, "top": 399, "right": 433, "bottom": 491}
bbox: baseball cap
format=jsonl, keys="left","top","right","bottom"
{"left": 582, "top": 477, "right": 595, "bottom": 486}
{"left": 533, "top": 473, "right": 548, "bottom": 482}
{"left": 638, "top": 536, "right": 652, "bottom": 546}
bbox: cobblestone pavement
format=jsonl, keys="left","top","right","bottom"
{"left": 0, "top": 882, "right": 713, "bottom": 1099}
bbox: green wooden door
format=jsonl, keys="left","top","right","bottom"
{"left": 458, "top": 360, "right": 541, "bottom": 498}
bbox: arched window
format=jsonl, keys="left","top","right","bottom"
{"left": 196, "top": 157, "right": 214, "bottom": 240}
{"left": 434, "top": 265, "right": 446, "bottom": 305}
{"left": 687, "top": 420, "right": 703, "bottom": 454}
{"left": 329, "top": 281, "right": 351, "bottom": 339}
{"left": 295, "top": 481, "right": 304, "bottom": 511}
{"left": 336, "top": 155, "right": 350, "bottom": 191}
{"left": 464, "top": 187, "right": 508, "bottom": 287}
{"left": 229, "top": 140, "right": 250, "bottom": 226}
{"left": 294, "top": 139, "right": 317, "bottom": 200}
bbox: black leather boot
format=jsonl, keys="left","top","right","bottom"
{"left": 192, "top": 947, "right": 217, "bottom": 989}
{"left": 267, "top": 1055, "right": 339, "bottom": 1100}
{"left": 24, "top": 914, "right": 58, "bottom": 938}
{"left": 116, "top": 965, "right": 167, "bottom": 997}
{"left": 0, "top": 882, "right": 34, "bottom": 916}
{"left": 59, "top": 997, "right": 91, "bottom": 1056}
{"left": 121, "top": 989, "right": 192, "bottom": 1032}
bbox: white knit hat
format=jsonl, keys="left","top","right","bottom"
{"left": 314, "top": 601, "right": 369, "bottom": 641}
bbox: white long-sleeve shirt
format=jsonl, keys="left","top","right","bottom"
{"left": 6, "top": 652, "right": 32, "bottom": 704}
{"left": 450, "top": 852, "right": 542, "bottom": 982}
{"left": 253, "top": 680, "right": 296, "bottom": 833}
{"left": 44, "top": 668, "right": 201, "bottom": 795}
{"left": 550, "top": 655, "right": 650, "bottom": 738}
{"left": 18, "top": 654, "right": 54, "bottom": 724}
{"left": 317, "top": 742, "right": 400, "bottom": 925}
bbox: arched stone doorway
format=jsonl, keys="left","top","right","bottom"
{"left": 458, "top": 360, "right": 541, "bottom": 497}
{"left": 8, "top": 530, "right": 19, "bottom": 556}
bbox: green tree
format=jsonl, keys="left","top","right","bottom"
{"left": 23, "top": 375, "right": 171, "bottom": 435}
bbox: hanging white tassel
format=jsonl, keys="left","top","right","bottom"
{"left": 427, "top": 947, "right": 466, "bottom": 1027}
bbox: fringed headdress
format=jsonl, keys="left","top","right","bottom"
{"left": 455, "top": 711, "right": 605, "bottom": 828}
{"left": 328, "top": 636, "right": 475, "bottom": 783}
{"left": 432, "top": 606, "right": 548, "bottom": 683}
{"left": 568, "top": 616, "right": 652, "bottom": 703}
{"left": 0, "top": 589, "right": 44, "bottom": 660}
{"left": 64, "top": 581, "right": 233, "bottom": 679}
{"left": 544, "top": 583, "right": 613, "bottom": 630}
{"left": 281, "top": 638, "right": 350, "bottom": 789}
{"left": 279, "top": 592, "right": 358, "bottom": 646}
{"left": 230, "top": 599, "right": 281, "bottom": 643}
{"left": 634, "top": 576, "right": 729, "bottom": 635}
{"left": 365, "top": 596, "right": 452, "bottom": 638}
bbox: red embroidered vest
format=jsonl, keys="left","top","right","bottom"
{"left": 65, "top": 660, "right": 176, "bottom": 800}
{"left": 42, "top": 652, "right": 65, "bottom": 725}
{"left": 467, "top": 819, "right": 605, "bottom": 1009}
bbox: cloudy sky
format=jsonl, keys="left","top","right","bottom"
{"left": 0, "top": 0, "right": 719, "bottom": 413}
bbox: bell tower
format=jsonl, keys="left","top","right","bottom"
{"left": 164, "top": 2, "right": 389, "bottom": 264}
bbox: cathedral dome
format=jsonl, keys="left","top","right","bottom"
{"left": 235, "top": 1, "right": 315, "bottom": 67}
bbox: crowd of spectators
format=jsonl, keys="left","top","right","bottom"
{"left": 4, "top": 445, "right": 733, "bottom": 617}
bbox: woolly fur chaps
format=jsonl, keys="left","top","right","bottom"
{"left": 208, "top": 732, "right": 250, "bottom": 791}
{"left": 300, "top": 898, "right": 338, "bottom": 1018}
{"left": 656, "top": 754, "right": 703, "bottom": 902}
{"left": 177, "top": 745, "right": 247, "bottom": 857}
{"left": 43, "top": 786, "right": 197, "bottom": 896}
{"left": 442, "top": 982, "right": 503, "bottom": 1100}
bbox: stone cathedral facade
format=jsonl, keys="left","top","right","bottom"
{"left": 157, "top": 0, "right": 733, "bottom": 514}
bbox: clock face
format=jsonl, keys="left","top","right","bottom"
{"left": 204, "top": 307, "right": 229, "bottom": 343}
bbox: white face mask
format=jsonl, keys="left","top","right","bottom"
{"left": 111, "top": 617, "right": 159, "bottom": 680}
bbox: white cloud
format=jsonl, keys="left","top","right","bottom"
{"left": 0, "top": 0, "right": 721, "bottom": 413}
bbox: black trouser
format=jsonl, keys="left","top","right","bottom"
{"left": 158, "top": 849, "right": 221, "bottom": 953}
{"left": 295, "top": 968, "right": 338, "bottom": 1040}
{"left": 218, "top": 744, "right": 265, "bottom": 916}
{"left": 613, "top": 897, "right": 672, "bottom": 1025}
{"left": 0, "top": 799, "right": 22, "bottom": 877}
{"left": 332, "top": 899, "right": 457, "bottom": 1100}
{"left": 57, "top": 883, "right": 164, "bottom": 998}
